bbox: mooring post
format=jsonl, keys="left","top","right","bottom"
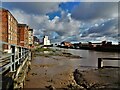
{"left": 98, "top": 58, "right": 102, "bottom": 69}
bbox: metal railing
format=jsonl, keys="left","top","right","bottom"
{"left": 98, "top": 58, "right": 120, "bottom": 68}
{"left": 0, "top": 41, "right": 31, "bottom": 75}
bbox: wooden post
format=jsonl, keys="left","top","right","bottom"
{"left": 98, "top": 58, "right": 102, "bottom": 69}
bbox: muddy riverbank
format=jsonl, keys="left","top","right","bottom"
{"left": 24, "top": 48, "right": 120, "bottom": 89}
{"left": 74, "top": 68, "right": 120, "bottom": 89}
{"left": 24, "top": 49, "right": 82, "bottom": 89}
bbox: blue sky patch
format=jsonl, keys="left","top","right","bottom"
{"left": 46, "top": 10, "right": 61, "bottom": 20}
{"left": 59, "top": 2, "right": 80, "bottom": 13}
{"left": 47, "top": 2, "right": 80, "bottom": 20}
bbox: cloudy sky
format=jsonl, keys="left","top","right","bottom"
{"left": 2, "top": 1, "right": 119, "bottom": 44}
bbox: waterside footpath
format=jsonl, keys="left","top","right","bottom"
{"left": 24, "top": 47, "right": 120, "bottom": 90}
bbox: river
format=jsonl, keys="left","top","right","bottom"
{"left": 53, "top": 47, "right": 120, "bottom": 70}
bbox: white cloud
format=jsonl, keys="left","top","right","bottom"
{"left": 11, "top": 9, "right": 81, "bottom": 42}
{"left": 9, "top": 2, "right": 119, "bottom": 43}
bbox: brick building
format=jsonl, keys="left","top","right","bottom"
{"left": 28, "top": 29, "right": 33, "bottom": 48}
{"left": 0, "top": 9, "right": 2, "bottom": 41}
{"left": 0, "top": 8, "right": 34, "bottom": 51}
{"left": 17, "top": 24, "right": 29, "bottom": 48}
{"left": 61, "top": 41, "right": 73, "bottom": 47}
{"left": 0, "top": 8, "right": 18, "bottom": 52}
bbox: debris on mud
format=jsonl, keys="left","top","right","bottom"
{"left": 73, "top": 68, "right": 120, "bottom": 89}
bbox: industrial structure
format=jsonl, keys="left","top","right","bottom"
{"left": 43, "top": 36, "right": 51, "bottom": 46}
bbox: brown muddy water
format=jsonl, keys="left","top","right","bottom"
{"left": 24, "top": 48, "right": 119, "bottom": 89}
{"left": 56, "top": 48, "right": 120, "bottom": 69}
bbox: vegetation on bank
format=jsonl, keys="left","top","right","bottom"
{"left": 34, "top": 47, "right": 55, "bottom": 52}
{"left": 33, "top": 47, "right": 60, "bottom": 57}
{"left": 33, "top": 47, "right": 82, "bottom": 59}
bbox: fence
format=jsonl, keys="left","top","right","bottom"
{"left": 0, "top": 41, "right": 32, "bottom": 89}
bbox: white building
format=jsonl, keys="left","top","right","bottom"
{"left": 43, "top": 36, "right": 51, "bottom": 45}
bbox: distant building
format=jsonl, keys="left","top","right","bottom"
{"left": 43, "top": 36, "right": 51, "bottom": 45}
{"left": 17, "top": 24, "right": 29, "bottom": 48}
{"left": 91, "top": 43, "right": 102, "bottom": 47}
{"left": 28, "top": 29, "right": 33, "bottom": 48}
{"left": 102, "top": 41, "right": 106, "bottom": 46}
{"left": 0, "top": 8, "right": 18, "bottom": 52}
{"left": 61, "top": 41, "right": 73, "bottom": 47}
{"left": 106, "top": 42, "right": 112, "bottom": 45}
{"left": 33, "top": 36, "right": 39, "bottom": 45}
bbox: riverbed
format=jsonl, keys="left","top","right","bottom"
{"left": 24, "top": 51, "right": 81, "bottom": 89}
{"left": 24, "top": 48, "right": 120, "bottom": 89}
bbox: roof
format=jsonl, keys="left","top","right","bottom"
{"left": 0, "top": 8, "right": 18, "bottom": 23}
{"left": 29, "top": 29, "right": 33, "bottom": 31}
{"left": 18, "top": 23, "right": 28, "bottom": 27}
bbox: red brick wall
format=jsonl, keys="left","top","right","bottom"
{"left": 0, "top": 9, "right": 8, "bottom": 49}
{"left": 0, "top": 9, "right": 2, "bottom": 41}
{"left": 8, "top": 11, "right": 18, "bottom": 45}
{"left": 18, "top": 26, "right": 25, "bottom": 46}
{"left": 1, "top": 9, "right": 8, "bottom": 43}
{"left": 18, "top": 24, "right": 29, "bottom": 48}
{"left": 0, "top": 9, "right": 18, "bottom": 50}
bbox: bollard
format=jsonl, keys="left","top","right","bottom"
{"left": 98, "top": 58, "right": 102, "bottom": 69}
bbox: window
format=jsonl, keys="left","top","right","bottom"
{"left": 11, "top": 27, "right": 12, "bottom": 31}
{"left": 11, "top": 18, "right": 12, "bottom": 21}
{"left": 8, "top": 15, "right": 10, "bottom": 20}
{"left": 8, "top": 35, "right": 10, "bottom": 40}
{"left": 11, "top": 37, "right": 12, "bottom": 40}
{"left": 9, "top": 25, "right": 10, "bottom": 30}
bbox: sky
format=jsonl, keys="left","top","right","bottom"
{"left": 2, "top": 1, "right": 120, "bottom": 44}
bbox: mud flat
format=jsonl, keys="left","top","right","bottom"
{"left": 24, "top": 48, "right": 120, "bottom": 89}
{"left": 24, "top": 50, "right": 82, "bottom": 89}
{"left": 73, "top": 68, "right": 120, "bottom": 89}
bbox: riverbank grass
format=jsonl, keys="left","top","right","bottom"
{"left": 35, "top": 47, "right": 55, "bottom": 52}
{"left": 34, "top": 47, "right": 82, "bottom": 59}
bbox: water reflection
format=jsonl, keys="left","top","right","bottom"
{"left": 54, "top": 47, "right": 120, "bottom": 68}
